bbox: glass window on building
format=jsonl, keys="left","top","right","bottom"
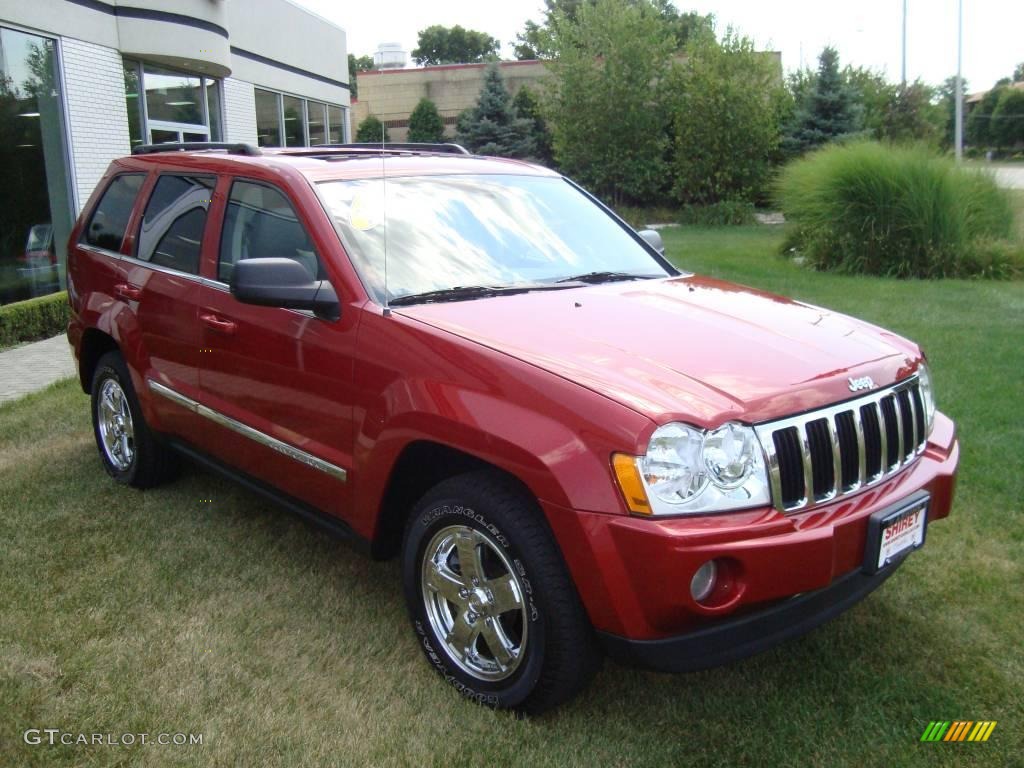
{"left": 328, "top": 105, "right": 345, "bottom": 143}
{"left": 0, "top": 27, "right": 74, "bottom": 305}
{"left": 205, "top": 79, "right": 222, "bottom": 143}
{"left": 122, "top": 60, "right": 222, "bottom": 146}
{"left": 255, "top": 90, "right": 346, "bottom": 148}
{"left": 282, "top": 94, "right": 306, "bottom": 147}
{"left": 308, "top": 102, "right": 326, "bottom": 145}
{"left": 124, "top": 62, "right": 143, "bottom": 148}
{"left": 255, "top": 88, "right": 281, "bottom": 147}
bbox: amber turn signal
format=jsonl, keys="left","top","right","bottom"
{"left": 612, "top": 453, "right": 652, "bottom": 515}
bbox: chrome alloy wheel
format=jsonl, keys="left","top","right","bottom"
{"left": 97, "top": 378, "right": 135, "bottom": 471}
{"left": 421, "top": 525, "right": 528, "bottom": 681}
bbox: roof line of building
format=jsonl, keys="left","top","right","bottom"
{"left": 359, "top": 59, "right": 547, "bottom": 77}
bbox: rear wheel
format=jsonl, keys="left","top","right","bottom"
{"left": 90, "top": 351, "right": 177, "bottom": 488}
{"left": 402, "top": 471, "right": 600, "bottom": 714}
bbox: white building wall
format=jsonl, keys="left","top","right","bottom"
{"left": 223, "top": 78, "right": 258, "bottom": 145}
{"left": 60, "top": 38, "right": 130, "bottom": 211}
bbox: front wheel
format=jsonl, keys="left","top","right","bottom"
{"left": 401, "top": 471, "right": 599, "bottom": 714}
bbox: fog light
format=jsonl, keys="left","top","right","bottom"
{"left": 690, "top": 560, "right": 718, "bottom": 603}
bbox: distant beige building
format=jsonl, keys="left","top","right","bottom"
{"left": 352, "top": 60, "right": 550, "bottom": 142}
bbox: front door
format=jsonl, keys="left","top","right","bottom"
{"left": 195, "top": 179, "right": 359, "bottom": 518}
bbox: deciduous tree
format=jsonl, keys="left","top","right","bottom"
{"left": 412, "top": 25, "right": 499, "bottom": 66}
{"left": 543, "top": 0, "right": 674, "bottom": 205}
{"left": 991, "top": 87, "right": 1024, "bottom": 148}
{"left": 668, "top": 31, "right": 784, "bottom": 205}
{"left": 347, "top": 53, "right": 374, "bottom": 100}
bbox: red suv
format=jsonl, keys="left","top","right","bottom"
{"left": 67, "top": 142, "right": 959, "bottom": 713}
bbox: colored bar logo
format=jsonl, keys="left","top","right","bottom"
{"left": 920, "top": 721, "right": 997, "bottom": 742}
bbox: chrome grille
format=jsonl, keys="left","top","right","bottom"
{"left": 754, "top": 377, "right": 927, "bottom": 512}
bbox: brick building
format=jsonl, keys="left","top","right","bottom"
{"left": 352, "top": 60, "right": 550, "bottom": 142}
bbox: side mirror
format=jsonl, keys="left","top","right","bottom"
{"left": 638, "top": 229, "right": 665, "bottom": 255}
{"left": 230, "top": 258, "right": 340, "bottom": 321}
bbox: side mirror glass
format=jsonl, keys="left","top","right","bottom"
{"left": 230, "top": 257, "right": 340, "bottom": 321}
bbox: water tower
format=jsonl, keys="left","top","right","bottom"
{"left": 373, "top": 42, "right": 407, "bottom": 70}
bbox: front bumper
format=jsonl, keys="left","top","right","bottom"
{"left": 599, "top": 549, "right": 910, "bottom": 672}
{"left": 542, "top": 412, "right": 958, "bottom": 667}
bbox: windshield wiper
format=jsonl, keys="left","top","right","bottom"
{"left": 554, "top": 270, "right": 662, "bottom": 285}
{"left": 389, "top": 283, "right": 570, "bottom": 306}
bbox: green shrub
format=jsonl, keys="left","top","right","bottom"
{"left": 407, "top": 98, "right": 445, "bottom": 143}
{"left": 0, "top": 291, "right": 70, "bottom": 349}
{"left": 355, "top": 115, "right": 389, "bottom": 143}
{"left": 678, "top": 200, "right": 755, "bottom": 226}
{"left": 776, "top": 141, "right": 1019, "bottom": 278}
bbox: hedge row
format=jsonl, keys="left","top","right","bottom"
{"left": 0, "top": 291, "right": 71, "bottom": 350}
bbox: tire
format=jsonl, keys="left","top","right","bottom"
{"left": 90, "top": 351, "right": 177, "bottom": 488}
{"left": 401, "top": 470, "right": 600, "bottom": 714}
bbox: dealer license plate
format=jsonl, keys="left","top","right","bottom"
{"left": 875, "top": 498, "right": 928, "bottom": 569}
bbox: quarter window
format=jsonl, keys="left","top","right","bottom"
{"left": 83, "top": 174, "right": 145, "bottom": 251}
{"left": 218, "top": 181, "right": 322, "bottom": 284}
{"left": 136, "top": 175, "right": 215, "bottom": 274}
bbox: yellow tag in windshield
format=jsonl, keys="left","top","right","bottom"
{"left": 349, "top": 186, "right": 384, "bottom": 231}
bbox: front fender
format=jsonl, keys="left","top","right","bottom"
{"left": 349, "top": 311, "right": 654, "bottom": 537}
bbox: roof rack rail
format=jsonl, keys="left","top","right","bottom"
{"left": 316, "top": 142, "right": 471, "bottom": 156}
{"left": 132, "top": 142, "right": 262, "bottom": 157}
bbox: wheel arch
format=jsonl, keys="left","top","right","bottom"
{"left": 371, "top": 440, "right": 542, "bottom": 560}
{"left": 78, "top": 328, "right": 120, "bottom": 393}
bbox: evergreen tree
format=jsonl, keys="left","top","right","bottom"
{"left": 355, "top": 115, "right": 389, "bottom": 143}
{"left": 511, "top": 86, "right": 553, "bottom": 165}
{"left": 455, "top": 65, "right": 534, "bottom": 157}
{"left": 407, "top": 98, "right": 445, "bottom": 142}
{"left": 782, "top": 47, "right": 862, "bottom": 155}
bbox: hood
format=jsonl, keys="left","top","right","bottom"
{"left": 396, "top": 276, "right": 920, "bottom": 426}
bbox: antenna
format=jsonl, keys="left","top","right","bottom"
{"left": 381, "top": 121, "right": 391, "bottom": 317}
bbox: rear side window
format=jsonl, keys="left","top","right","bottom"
{"left": 218, "top": 180, "right": 323, "bottom": 284}
{"left": 83, "top": 174, "right": 145, "bottom": 251}
{"left": 136, "top": 175, "right": 216, "bottom": 275}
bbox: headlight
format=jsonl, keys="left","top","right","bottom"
{"left": 917, "top": 362, "right": 936, "bottom": 434}
{"left": 616, "top": 421, "right": 771, "bottom": 515}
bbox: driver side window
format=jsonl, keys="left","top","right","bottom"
{"left": 218, "top": 180, "right": 323, "bottom": 285}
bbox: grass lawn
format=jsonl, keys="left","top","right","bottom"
{"left": 2, "top": 225, "right": 1022, "bottom": 767}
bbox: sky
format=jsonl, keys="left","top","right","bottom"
{"left": 290, "top": 0, "right": 1023, "bottom": 93}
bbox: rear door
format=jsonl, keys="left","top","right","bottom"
{"left": 122, "top": 172, "right": 216, "bottom": 436}
{"left": 194, "top": 178, "right": 360, "bottom": 518}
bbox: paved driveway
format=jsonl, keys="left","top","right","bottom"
{"left": 0, "top": 334, "right": 76, "bottom": 404}
{"left": 991, "top": 165, "right": 1024, "bottom": 190}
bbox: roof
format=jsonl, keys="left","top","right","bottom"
{"left": 967, "top": 80, "right": 1024, "bottom": 104}
{"left": 113, "top": 146, "right": 559, "bottom": 184}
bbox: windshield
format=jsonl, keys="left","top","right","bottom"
{"left": 318, "top": 175, "right": 670, "bottom": 304}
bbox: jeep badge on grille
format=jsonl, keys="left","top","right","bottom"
{"left": 848, "top": 376, "right": 876, "bottom": 392}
